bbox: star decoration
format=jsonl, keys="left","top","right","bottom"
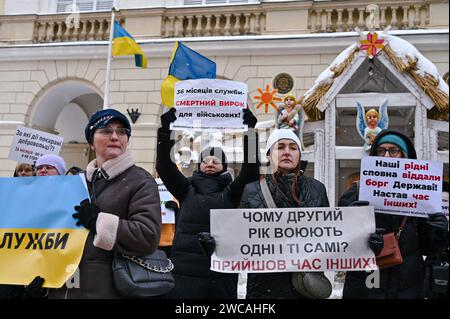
{"left": 359, "top": 31, "right": 385, "bottom": 59}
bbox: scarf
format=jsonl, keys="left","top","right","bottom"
{"left": 265, "top": 173, "right": 303, "bottom": 208}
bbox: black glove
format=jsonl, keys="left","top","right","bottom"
{"left": 427, "top": 213, "right": 448, "bottom": 240}
{"left": 165, "top": 200, "right": 179, "bottom": 215}
{"left": 198, "top": 232, "right": 216, "bottom": 257}
{"left": 243, "top": 109, "right": 257, "bottom": 128}
{"left": 368, "top": 229, "right": 385, "bottom": 256}
{"left": 350, "top": 200, "right": 370, "bottom": 206}
{"left": 160, "top": 108, "right": 177, "bottom": 132}
{"left": 24, "top": 276, "right": 46, "bottom": 299}
{"left": 73, "top": 199, "right": 99, "bottom": 232}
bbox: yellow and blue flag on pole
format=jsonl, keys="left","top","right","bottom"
{"left": 0, "top": 175, "right": 90, "bottom": 288}
{"left": 161, "top": 42, "right": 216, "bottom": 107}
{"left": 112, "top": 21, "right": 147, "bottom": 69}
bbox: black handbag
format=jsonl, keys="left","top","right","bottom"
{"left": 112, "top": 249, "right": 175, "bottom": 297}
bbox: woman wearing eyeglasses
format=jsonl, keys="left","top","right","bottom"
{"left": 338, "top": 129, "right": 448, "bottom": 299}
{"left": 156, "top": 108, "right": 260, "bottom": 299}
{"left": 50, "top": 109, "right": 162, "bottom": 299}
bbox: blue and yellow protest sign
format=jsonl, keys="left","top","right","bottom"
{"left": 0, "top": 175, "right": 89, "bottom": 288}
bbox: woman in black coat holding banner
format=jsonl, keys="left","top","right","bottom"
{"left": 156, "top": 107, "right": 259, "bottom": 299}
{"left": 338, "top": 129, "right": 448, "bottom": 299}
{"left": 239, "top": 129, "right": 330, "bottom": 299}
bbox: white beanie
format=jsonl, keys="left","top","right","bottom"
{"left": 264, "top": 129, "right": 302, "bottom": 156}
{"left": 35, "top": 154, "right": 67, "bottom": 175}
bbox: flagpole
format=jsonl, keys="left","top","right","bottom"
{"left": 103, "top": 7, "right": 116, "bottom": 110}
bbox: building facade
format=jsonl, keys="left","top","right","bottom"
{"left": 0, "top": 0, "right": 448, "bottom": 204}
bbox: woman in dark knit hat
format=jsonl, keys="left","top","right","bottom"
{"left": 156, "top": 108, "right": 259, "bottom": 299}
{"left": 338, "top": 129, "right": 448, "bottom": 299}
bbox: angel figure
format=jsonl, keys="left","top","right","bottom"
{"left": 356, "top": 100, "right": 389, "bottom": 151}
{"left": 276, "top": 94, "right": 305, "bottom": 148}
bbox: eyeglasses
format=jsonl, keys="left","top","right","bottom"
{"left": 375, "top": 147, "right": 401, "bottom": 156}
{"left": 201, "top": 158, "right": 222, "bottom": 165}
{"left": 96, "top": 127, "right": 130, "bottom": 137}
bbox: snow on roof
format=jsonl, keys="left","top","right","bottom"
{"left": 382, "top": 33, "right": 449, "bottom": 96}
{"left": 301, "top": 31, "right": 448, "bottom": 120}
{"left": 303, "top": 43, "right": 358, "bottom": 101}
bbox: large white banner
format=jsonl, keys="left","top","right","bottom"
{"left": 210, "top": 207, "right": 377, "bottom": 273}
{"left": 359, "top": 157, "right": 443, "bottom": 218}
{"left": 8, "top": 126, "right": 64, "bottom": 164}
{"left": 171, "top": 79, "right": 248, "bottom": 131}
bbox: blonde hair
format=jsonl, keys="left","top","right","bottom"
{"left": 283, "top": 94, "right": 297, "bottom": 105}
{"left": 365, "top": 108, "right": 379, "bottom": 119}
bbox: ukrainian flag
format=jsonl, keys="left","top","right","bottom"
{"left": 161, "top": 42, "right": 216, "bottom": 107}
{"left": 112, "top": 21, "right": 147, "bottom": 69}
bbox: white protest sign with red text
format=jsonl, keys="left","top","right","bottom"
{"left": 171, "top": 79, "right": 247, "bottom": 131}
{"left": 210, "top": 207, "right": 377, "bottom": 273}
{"left": 359, "top": 157, "right": 443, "bottom": 217}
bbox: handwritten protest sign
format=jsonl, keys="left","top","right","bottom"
{"left": 8, "top": 126, "right": 64, "bottom": 164}
{"left": 210, "top": 207, "right": 376, "bottom": 273}
{"left": 0, "top": 175, "right": 89, "bottom": 288}
{"left": 156, "top": 178, "right": 175, "bottom": 224}
{"left": 171, "top": 79, "right": 248, "bottom": 131}
{"left": 359, "top": 157, "right": 443, "bottom": 217}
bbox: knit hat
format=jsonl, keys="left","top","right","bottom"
{"left": 376, "top": 134, "right": 409, "bottom": 157}
{"left": 85, "top": 109, "right": 131, "bottom": 144}
{"left": 35, "top": 154, "right": 67, "bottom": 175}
{"left": 198, "top": 147, "right": 227, "bottom": 172}
{"left": 264, "top": 129, "right": 302, "bottom": 156}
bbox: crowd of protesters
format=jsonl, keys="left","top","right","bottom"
{"left": 0, "top": 108, "right": 447, "bottom": 300}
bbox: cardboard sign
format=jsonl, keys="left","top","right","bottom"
{"left": 8, "top": 126, "right": 64, "bottom": 164}
{"left": 359, "top": 157, "right": 443, "bottom": 217}
{"left": 0, "top": 175, "right": 89, "bottom": 287}
{"left": 171, "top": 79, "right": 248, "bottom": 131}
{"left": 210, "top": 207, "right": 377, "bottom": 273}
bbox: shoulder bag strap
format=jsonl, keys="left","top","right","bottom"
{"left": 260, "top": 178, "right": 277, "bottom": 208}
{"left": 395, "top": 216, "right": 408, "bottom": 239}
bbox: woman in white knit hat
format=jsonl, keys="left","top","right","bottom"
{"left": 239, "top": 129, "right": 331, "bottom": 299}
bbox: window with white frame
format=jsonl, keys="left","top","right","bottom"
{"left": 56, "top": 0, "right": 113, "bottom": 13}
{"left": 183, "top": 0, "right": 250, "bottom": 5}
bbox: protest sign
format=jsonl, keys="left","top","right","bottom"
{"left": 210, "top": 207, "right": 376, "bottom": 273}
{"left": 171, "top": 79, "right": 248, "bottom": 131}
{"left": 156, "top": 178, "right": 175, "bottom": 224}
{"left": 359, "top": 157, "right": 443, "bottom": 217}
{"left": 0, "top": 175, "right": 89, "bottom": 288}
{"left": 8, "top": 126, "right": 64, "bottom": 164}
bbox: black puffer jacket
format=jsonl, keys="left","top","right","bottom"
{"left": 156, "top": 128, "right": 260, "bottom": 298}
{"left": 239, "top": 174, "right": 330, "bottom": 299}
{"left": 338, "top": 129, "right": 448, "bottom": 299}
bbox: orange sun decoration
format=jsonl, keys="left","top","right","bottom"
{"left": 253, "top": 85, "right": 282, "bottom": 113}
